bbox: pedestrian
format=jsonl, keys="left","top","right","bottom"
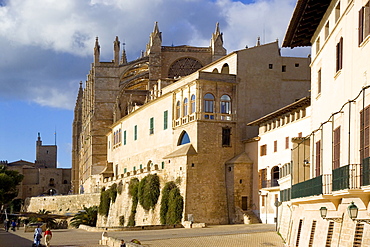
{"left": 16, "top": 218, "right": 20, "bottom": 230}
{"left": 33, "top": 225, "right": 42, "bottom": 247}
{"left": 120, "top": 239, "right": 126, "bottom": 247}
{"left": 44, "top": 228, "right": 52, "bottom": 247}
{"left": 11, "top": 219, "right": 16, "bottom": 231}
{"left": 3, "top": 219, "right": 8, "bottom": 232}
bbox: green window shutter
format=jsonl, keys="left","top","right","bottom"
{"left": 164, "top": 110, "right": 168, "bottom": 130}
{"left": 124, "top": 130, "right": 126, "bottom": 145}
{"left": 161, "top": 161, "right": 164, "bottom": 169}
{"left": 150, "top": 117, "right": 154, "bottom": 134}
{"left": 134, "top": 125, "right": 137, "bottom": 140}
{"left": 140, "top": 164, "right": 142, "bottom": 169}
{"left": 124, "top": 168, "right": 127, "bottom": 173}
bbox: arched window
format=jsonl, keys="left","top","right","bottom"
{"left": 183, "top": 98, "right": 188, "bottom": 116}
{"left": 49, "top": 178, "right": 55, "bottom": 187}
{"left": 176, "top": 101, "right": 181, "bottom": 119}
{"left": 191, "top": 94, "right": 196, "bottom": 114}
{"left": 221, "top": 63, "right": 229, "bottom": 74}
{"left": 220, "top": 95, "right": 231, "bottom": 114}
{"left": 204, "top": 93, "right": 215, "bottom": 113}
{"left": 212, "top": 68, "right": 219, "bottom": 73}
{"left": 178, "top": 131, "right": 190, "bottom": 145}
{"left": 271, "top": 166, "right": 279, "bottom": 187}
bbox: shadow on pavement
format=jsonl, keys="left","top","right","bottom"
{"left": 0, "top": 229, "right": 34, "bottom": 247}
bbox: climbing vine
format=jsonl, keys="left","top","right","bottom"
{"left": 98, "top": 183, "right": 118, "bottom": 217}
{"left": 127, "top": 178, "right": 139, "bottom": 226}
{"left": 138, "top": 174, "right": 160, "bottom": 211}
{"left": 160, "top": 181, "right": 184, "bottom": 225}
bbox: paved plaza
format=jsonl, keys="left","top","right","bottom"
{"left": 0, "top": 224, "right": 285, "bottom": 247}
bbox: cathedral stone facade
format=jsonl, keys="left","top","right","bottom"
{"left": 72, "top": 23, "right": 310, "bottom": 225}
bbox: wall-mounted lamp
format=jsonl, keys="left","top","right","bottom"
{"left": 320, "top": 206, "right": 343, "bottom": 223}
{"left": 348, "top": 202, "right": 370, "bottom": 224}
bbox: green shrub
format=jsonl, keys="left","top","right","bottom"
{"left": 117, "top": 181, "right": 123, "bottom": 195}
{"left": 119, "top": 215, "right": 125, "bottom": 226}
{"left": 109, "top": 183, "right": 118, "bottom": 203}
{"left": 127, "top": 178, "right": 139, "bottom": 226}
{"left": 138, "top": 174, "right": 160, "bottom": 211}
{"left": 160, "top": 181, "right": 183, "bottom": 225}
{"left": 98, "top": 190, "right": 111, "bottom": 217}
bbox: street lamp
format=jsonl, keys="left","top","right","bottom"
{"left": 347, "top": 202, "right": 358, "bottom": 220}
{"left": 320, "top": 207, "right": 327, "bottom": 218}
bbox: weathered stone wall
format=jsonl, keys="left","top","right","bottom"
{"left": 24, "top": 193, "right": 100, "bottom": 214}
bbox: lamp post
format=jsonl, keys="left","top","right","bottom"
{"left": 319, "top": 206, "right": 343, "bottom": 223}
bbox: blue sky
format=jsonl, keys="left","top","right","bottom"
{"left": 0, "top": 0, "right": 309, "bottom": 168}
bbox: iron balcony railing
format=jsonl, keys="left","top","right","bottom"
{"left": 291, "top": 175, "right": 323, "bottom": 199}
{"left": 332, "top": 164, "right": 361, "bottom": 191}
{"left": 261, "top": 179, "right": 279, "bottom": 188}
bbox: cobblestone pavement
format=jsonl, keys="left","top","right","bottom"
{"left": 0, "top": 224, "right": 285, "bottom": 247}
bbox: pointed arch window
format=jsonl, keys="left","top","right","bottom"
{"left": 204, "top": 93, "right": 215, "bottom": 113}
{"left": 183, "top": 98, "right": 188, "bottom": 116}
{"left": 271, "top": 166, "right": 279, "bottom": 187}
{"left": 178, "top": 131, "right": 190, "bottom": 145}
{"left": 221, "top": 63, "right": 229, "bottom": 74}
{"left": 176, "top": 101, "right": 181, "bottom": 119}
{"left": 220, "top": 95, "right": 231, "bottom": 114}
{"left": 191, "top": 94, "right": 196, "bottom": 114}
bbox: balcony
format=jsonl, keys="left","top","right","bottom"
{"left": 332, "top": 164, "right": 361, "bottom": 191}
{"left": 292, "top": 175, "right": 323, "bottom": 199}
{"left": 261, "top": 179, "right": 279, "bottom": 188}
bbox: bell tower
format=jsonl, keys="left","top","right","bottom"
{"left": 211, "top": 22, "right": 227, "bottom": 61}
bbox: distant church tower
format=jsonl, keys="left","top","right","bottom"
{"left": 35, "top": 132, "right": 57, "bottom": 168}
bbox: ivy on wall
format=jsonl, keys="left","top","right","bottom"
{"left": 98, "top": 183, "right": 118, "bottom": 217}
{"left": 160, "top": 181, "right": 184, "bottom": 225}
{"left": 138, "top": 174, "right": 160, "bottom": 211}
{"left": 127, "top": 178, "right": 139, "bottom": 226}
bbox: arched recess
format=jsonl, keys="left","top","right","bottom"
{"left": 178, "top": 131, "right": 190, "bottom": 145}
{"left": 212, "top": 68, "right": 219, "bottom": 73}
{"left": 147, "top": 160, "right": 152, "bottom": 171}
{"left": 221, "top": 63, "right": 229, "bottom": 74}
{"left": 168, "top": 57, "right": 203, "bottom": 78}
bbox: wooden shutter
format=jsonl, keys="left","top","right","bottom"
{"left": 333, "top": 126, "right": 341, "bottom": 169}
{"left": 315, "top": 140, "right": 321, "bottom": 177}
{"left": 359, "top": 7, "right": 364, "bottom": 45}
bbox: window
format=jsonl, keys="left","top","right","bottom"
{"left": 149, "top": 117, "right": 154, "bottom": 135}
{"left": 222, "top": 127, "right": 231, "bottom": 147}
{"left": 360, "top": 106, "right": 370, "bottom": 161}
{"left": 191, "top": 94, "right": 196, "bottom": 113}
{"left": 295, "top": 63, "right": 300, "bottom": 68}
{"left": 333, "top": 126, "right": 341, "bottom": 169}
{"left": 359, "top": 3, "right": 370, "bottom": 45}
{"left": 161, "top": 161, "right": 164, "bottom": 169}
{"left": 336, "top": 37, "right": 343, "bottom": 72}
{"left": 124, "top": 130, "right": 126, "bottom": 145}
{"left": 316, "top": 37, "right": 320, "bottom": 54}
{"left": 183, "top": 98, "right": 188, "bottom": 116}
{"left": 318, "top": 69, "right": 322, "bottom": 95}
{"left": 335, "top": 2, "right": 341, "bottom": 23}
{"left": 220, "top": 95, "right": 231, "bottom": 114}
{"left": 259, "top": 169, "right": 267, "bottom": 189}
{"left": 204, "top": 93, "right": 214, "bottom": 113}
{"left": 176, "top": 101, "right": 181, "bottom": 119}
{"left": 282, "top": 65, "right": 286, "bottom": 72}
{"left": 285, "top": 137, "right": 289, "bottom": 149}
{"left": 315, "top": 140, "right": 321, "bottom": 176}
{"left": 260, "top": 144, "right": 267, "bottom": 156}
{"left": 164, "top": 110, "right": 168, "bottom": 130}
{"left": 241, "top": 196, "right": 248, "bottom": 210}
{"left": 178, "top": 131, "right": 190, "bottom": 145}
{"left": 269, "top": 64, "right": 273, "bottom": 69}
{"left": 325, "top": 22, "right": 330, "bottom": 39}
{"left": 271, "top": 166, "right": 279, "bottom": 186}
{"left": 134, "top": 125, "right": 137, "bottom": 140}
{"left": 274, "top": 140, "right": 277, "bottom": 152}
{"left": 221, "top": 63, "right": 229, "bottom": 74}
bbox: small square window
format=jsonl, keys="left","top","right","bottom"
{"left": 295, "top": 63, "right": 299, "bottom": 67}
{"left": 269, "top": 64, "right": 273, "bottom": 69}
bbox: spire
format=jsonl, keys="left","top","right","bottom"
{"left": 120, "top": 42, "right": 127, "bottom": 65}
{"left": 256, "top": 36, "right": 261, "bottom": 46}
{"left": 94, "top": 37, "right": 100, "bottom": 65}
{"left": 114, "top": 36, "right": 120, "bottom": 66}
{"left": 211, "top": 22, "right": 226, "bottom": 61}
{"left": 36, "top": 132, "right": 42, "bottom": 146}
{"left": 145, "top": 21, "right": 162, "bottom": 55}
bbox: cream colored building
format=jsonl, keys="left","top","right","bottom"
{"left": 280, "top": 0, "right": 370, "bottom": 245}
{"left": 73, "top": 23, "right": 310, "bottom": 226}
{"left": 248, "top": 97, "right": 311, "bottom": 225}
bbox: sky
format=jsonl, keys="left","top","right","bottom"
{"left": 0, "top": 0, "right": 310, "bottom": 168}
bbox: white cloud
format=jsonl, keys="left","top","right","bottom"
{"left": 0, "top": 0, "right": 308, "bottom": 110}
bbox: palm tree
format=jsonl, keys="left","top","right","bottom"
{"left": 29, "top": 209, "right": 56, "bottom": 228}
{"left": 70, "top": 206, "right": 98, "bottom": 228}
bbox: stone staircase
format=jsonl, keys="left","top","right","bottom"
{"left": 243, "top": 210, "right": 262, "bottom": 224}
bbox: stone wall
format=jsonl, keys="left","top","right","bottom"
{"left": 24, "top": 193, "right": 100, "bottom": 214}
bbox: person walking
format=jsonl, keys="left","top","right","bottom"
{"left": 11, "top": 219, "right": 16, "bottom": 231}
{"left": 33, "top": 225, "right": 42, "bottom": 247}
{"left": 120, "top": 239, "right": 126, "bottom": 247}
{"left": 44, "top": 228, "right": 52, "bottom": 247}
